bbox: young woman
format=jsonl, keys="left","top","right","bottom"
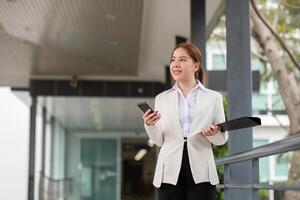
{"left": 142, "top": 43, "right": 228, "bottom": 200}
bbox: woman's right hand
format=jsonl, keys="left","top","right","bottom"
{"left": 143, "top": 109, "right": 161, "bottom": 126}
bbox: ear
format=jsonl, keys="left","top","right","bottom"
{"left": 194, "top": 62, "right": 200, "bottom": 72}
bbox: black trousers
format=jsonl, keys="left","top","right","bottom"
{"left": 157, "top": 138, "right": 216, "bottom": 200}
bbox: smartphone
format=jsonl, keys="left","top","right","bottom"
{"left": 137, "top": 102, "right": 154, "bottom": 114}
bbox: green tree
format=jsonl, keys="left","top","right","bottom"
{"left": 209, "top": 1, "right": 300, "bottom": 199}
{"left": 250, "top": 0, "right": 300, "bottom": 199}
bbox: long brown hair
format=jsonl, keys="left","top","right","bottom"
{"left": 170, "top": 42, "right": 206, "bottom": 85}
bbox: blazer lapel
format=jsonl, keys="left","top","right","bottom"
{"left": 167, "top": 89, "right": 183, "bottom": 138}
{"left": 188, "top": 89, "right": 205, "bottom": 138}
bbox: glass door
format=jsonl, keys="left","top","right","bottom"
{"left": 80, "top": 139, "right": 117, "bottom": 200}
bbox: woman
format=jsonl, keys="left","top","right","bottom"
{"left": 142, "top": 43, "right": 228, "bottom": 200}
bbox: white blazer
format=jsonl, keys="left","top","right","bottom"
{"left": 144, "top": 87, "right": 228, "bottom": 188}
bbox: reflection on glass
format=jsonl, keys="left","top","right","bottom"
{"left": 81, "top": 167, "right": 92, "bottom": 197}
{"left": 254, "top": 139, "right": 270, "bottom": 183}
{"left": 80, "top": 139, "right": 117, "bottom": 200}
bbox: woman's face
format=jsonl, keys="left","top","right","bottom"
{"left": 170, "top": 47, "right": 199, "bottom": 82}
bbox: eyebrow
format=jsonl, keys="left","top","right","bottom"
{"left": 171, "top": 56, "right": 189, "bottom": 59}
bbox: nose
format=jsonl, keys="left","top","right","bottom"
{"left": 171, "top": 60, "right": 180, "bottom": 68}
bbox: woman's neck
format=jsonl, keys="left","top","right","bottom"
{"left": 178, "top": 79, "right": 197, "bottom": 96}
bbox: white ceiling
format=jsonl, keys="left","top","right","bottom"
{"left": 0, "top": 0, "right": 224, "bottom": 87}
{"left": 5, "top": 0, "right": 224, "bottom": 132}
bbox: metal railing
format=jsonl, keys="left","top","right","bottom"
{"left": 39, "top": 174, "right": 72, "bottom": 200}
{"left": 215, "top": 132, "right": 300, "bottom": 192}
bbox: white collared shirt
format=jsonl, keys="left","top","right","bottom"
{"left": 172, "top": 79, "right": 208, "bottom": 137}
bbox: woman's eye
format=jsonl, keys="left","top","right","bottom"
{"left": 180, "top": 59, "right": 186, "bottom": 62}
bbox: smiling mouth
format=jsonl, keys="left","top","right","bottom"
{"left": 173, "top": 70, "right": 182, "bottom": 75}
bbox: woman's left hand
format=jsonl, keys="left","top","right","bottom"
{"left": 202, "top": 125, "right": 220, "bottom": 137}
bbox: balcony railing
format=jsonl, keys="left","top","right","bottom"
{"left": 215, "top": 132, "right": 300, "bottom": 197}
{"left": 39, "top": 174, "right": 72, "bottom": 200}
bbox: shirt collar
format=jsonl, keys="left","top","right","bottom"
{"left": 171, "top": 79, "right": 208, "bottom": 93}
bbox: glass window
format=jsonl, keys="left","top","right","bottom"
{"left": 273, "top": 80, "right": 279, "bottom": 90}
{"left": 272, "top": 94, "right": 285, "bottom": 111}
{"left": 275, "top": 153, "right": 291, "bottom": 179}
{"left": 212, "top": 54, "right": 225, "bottom": 70}
{"left": 259, "top": 80, "right": 269, "bottom": 93}
{"left": 251, "top": 58, "right": 265, "bottom": 71}
{"left": 81, "top": 167, "right": 92, "bottom": 197}
{"left": 252, "top": 93, "right": 268, "bottom": 114}
{"left": 81, "top": 139, "right": 117, "bottom": 200}
{"left": 253, "top": 139, "right": 270, "bottom": 183}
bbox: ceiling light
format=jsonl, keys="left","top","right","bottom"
{"left": 134, "top": 149, "right": 147, "bottom": 161}
{"left": 137, "top": 87, "right": 144, "bottom": 94}
{"left": 106, "top": 14, "right": 116, "bottom": 20}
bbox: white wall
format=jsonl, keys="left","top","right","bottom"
{"left": 0, "top": 88, "right": 29, "bottom": 200}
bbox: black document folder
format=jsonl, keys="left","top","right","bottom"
{"left": 216, "top": 117, "right": 261, "bottom": 132}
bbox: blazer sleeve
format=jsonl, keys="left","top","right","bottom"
{"left": 144, "top": 95, "right": 164, "bottom": 147}
{"left": 205, "top": 93, "right": 228, "bottom": 146}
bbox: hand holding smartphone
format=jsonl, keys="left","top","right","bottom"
{"left": 137, "top": 102, "right": 161, "bottom": 126}
{"left": 137, "top": 102, "right": 154, "bottom": 114}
